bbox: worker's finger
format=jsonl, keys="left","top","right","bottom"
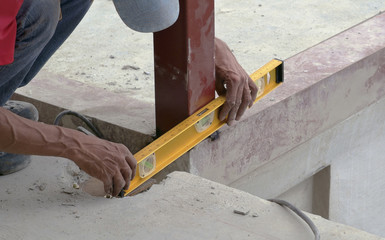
{"left": 125, "top": 154, "right": 137, "bottom": 180}
{"left": 219, "top": 78, "right": 240, "bottom": 122}
{"left": 248, "top": 78, "right": 258, "bottom": 107}
{"left": 103, "top": 176, "right": 113, "bottom": 196}
{"left": 121, "top": 167, "right": 132, "bottom": 190}
{"left": 219, "top": 101, "right": 232, "bottom": 122}
{"left": 215, "top": 77, "right": 227, "bottom": 96}
{"left": 112, "top": 171, "right": 126, "bottom": 196}
{"left": 236, "top": 85, "right": 252, "bottom": 121}
{"left": 226, "top": 84, "right": 243, "bottom": 126}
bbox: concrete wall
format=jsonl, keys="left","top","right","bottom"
{"left": 188, "top": 13, "right": 385, "bottom": 236}
{"left": 329, "top": 95, "right": 385, "bottom": 235}
{"left": 269, "top": 97, "right": 385, "bottom": 236}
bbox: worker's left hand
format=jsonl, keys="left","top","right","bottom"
{"left": 214, "top": 38, "right": 258, "bottom": 126}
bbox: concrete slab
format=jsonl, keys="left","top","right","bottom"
{"left": 31, "top": 0, "right": 385, "bottom": 92}
{"left": 0, "top": 160, "right": 383, "bottom": 240}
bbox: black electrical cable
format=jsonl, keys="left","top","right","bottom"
{"left": 54, "top": 110, "right": 128, "bottom": 197}
{"left": 269, "top": 199, "right": 320, "bottom": 240}
{"left": 53, "top": 110, "right": 104, "bottom": 139}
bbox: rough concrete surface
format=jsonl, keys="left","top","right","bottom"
{"left": 226, "top": 90, "right": 385, "bottom": 235}
{"left": 34, "top": 0, "right": 385, "bottom": 95}
{"left": 0, "top": 165, "right": 383, "bottom": 240}
{"left": 329, "top": 97, "right": 385, "bottom": 235}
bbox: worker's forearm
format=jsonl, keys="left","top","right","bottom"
{"left": 1, "top": 107, "right": 137, "bottom": 196}
{"left": 0, "top": 107, "right": 87, "bottom": 158}
{"left": 214, "top": 37, "right": 231, "bottom": 57}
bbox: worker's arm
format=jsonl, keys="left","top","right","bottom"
{"left": 214, "top": 38, "right": 258, "bottom": 126}
{"left": 0, "top": 107, "right": 136, "bottom": 196}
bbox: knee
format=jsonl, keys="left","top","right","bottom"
{"left": 17, "top": 0, "right": 61, "bottom": 42}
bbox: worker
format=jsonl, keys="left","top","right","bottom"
{"left": 0, "top": 0, "right": 258, "bottom": 196}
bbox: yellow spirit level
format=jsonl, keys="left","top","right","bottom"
{"left": 123, "top": 59, "right": 284, "bottom": 196}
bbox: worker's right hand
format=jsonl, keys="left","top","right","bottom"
{"left": 64, "top": 135, "right": 137, "bottom": 197}
{"left": 214, "top": 38, "right": 258, "bottom": 126}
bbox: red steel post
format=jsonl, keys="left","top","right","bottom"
{"left": 153, "top": 0, "right": 215, "bottom": 135}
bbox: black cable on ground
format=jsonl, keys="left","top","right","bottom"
{"left": 269, "top": 199, "right": 320, "bottom": 240}
{"left": 53, "top": 110, "right": 104, "bottom": 139}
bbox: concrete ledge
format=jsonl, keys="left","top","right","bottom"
{"left": 189, "top": 12, "right": 385, "bottom": 186}
{"left": 183, "top": 12, "right": 385, "bottom": 236}
{"left": 0, "top": 157, "right": 383, "bottom": 240}
{"left": 12, "top": 74, "right": 155, "bottom": 153}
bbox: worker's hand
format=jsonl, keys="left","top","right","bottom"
{"left": 215, "top": 38, "right": 258, "bottom": 126}
{"left": 65, "top": 135, "right": 137, "bottom": 197}
{"left": 0, "top": 107, "right": 136, "bottom": 197}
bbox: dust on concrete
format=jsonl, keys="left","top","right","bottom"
{"left": 0, "top": 157, "right": 383, "bottom": 239}
{"left": 34, "top": 0, "right": 385, "bottom": 105}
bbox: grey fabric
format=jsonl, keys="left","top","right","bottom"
{"left": 112, "top": 0, "right": 179, "bottom": 33}
{"left": 0, "top": 154, "right": 30, "bottom": 175}
{"left": 0, "top": 100, "right": 39, "bottom": 175}
{"left": 3, "top": 100, "right": 39, "bottom": 121}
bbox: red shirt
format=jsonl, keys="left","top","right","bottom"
{"left": 0, "top": 0, "right": 24, "bottom": 65}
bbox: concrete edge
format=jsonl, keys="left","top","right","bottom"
{"left": 189, "top": 13, "right": 385, "bottom": 185}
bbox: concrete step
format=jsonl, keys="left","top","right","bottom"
{"left": 0, "top": 156, "right": 382, "bottom": 240}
